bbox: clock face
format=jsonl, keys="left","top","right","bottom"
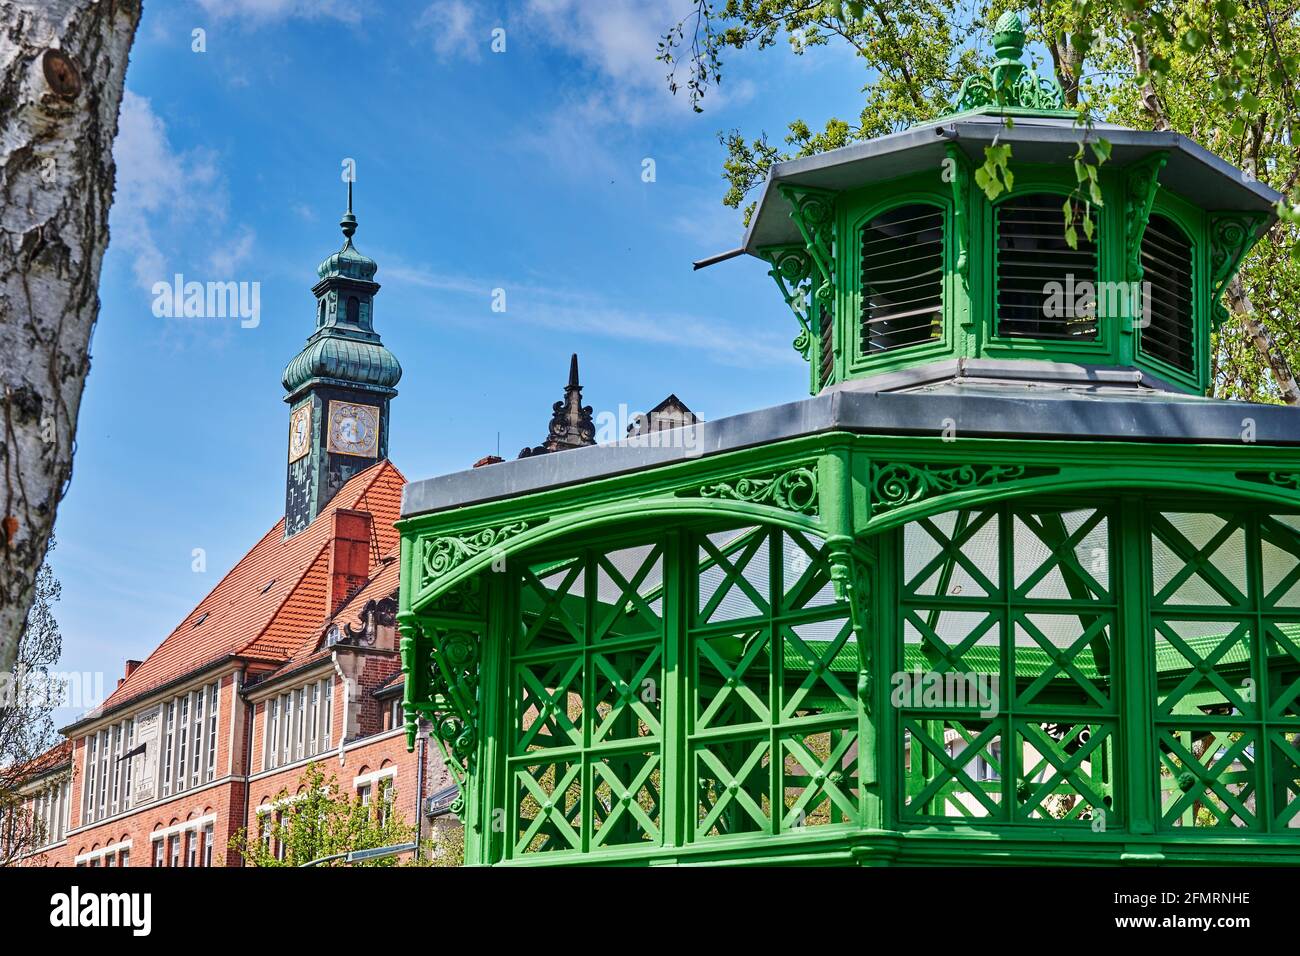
{"left": 288, "top": 404, "right": 312, "bottom": 462}
{"left": 327, "top": 401, "right": 380, "bottom": 457}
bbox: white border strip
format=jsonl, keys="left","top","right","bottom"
{"left": 149, "top": 813, "right": 216, "bottom": 842}
{"left": 353, "top": 766, "right": 398, "bottom": 789}
{"left": 75, "top": 839, "right": 132, "bottom": 865}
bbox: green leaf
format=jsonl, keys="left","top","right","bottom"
{"left": 1091, "top": 139, "right": 1112, "bottom": 164}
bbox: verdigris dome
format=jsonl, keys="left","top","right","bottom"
{"left": 317, "top": 240, "right": 377, "bottom": 282}
{"left": 282, "top": 333, "right": 402, "bottom": 396}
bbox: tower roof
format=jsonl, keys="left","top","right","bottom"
{"left": 283, "top": 183, "right": 401, "bottom": 400}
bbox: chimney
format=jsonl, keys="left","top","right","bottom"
{"left": 329, "top": 510, "right": 373, "bottom": 615}
{"left": 474, "top": 455, "right": 503, "bottom": 468}
{"left": 124, "top": 660, "right": 142, "bottom": 680}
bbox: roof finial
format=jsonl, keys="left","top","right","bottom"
{"left": 567, "top": 352, "right": 580, "bottom": 390}
{"left": 340, "top": 178, "right": 358, "bottom": 242}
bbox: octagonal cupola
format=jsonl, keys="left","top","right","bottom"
{"left": 722, "top": 11, "right": 1281, "bottom": 397}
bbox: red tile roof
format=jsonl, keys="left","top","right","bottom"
{"left": 260, "top": 544, "right": 403, "bottom": 685}
{"left": 6, "top": 740, "right": 72, "bottom": 782}
{"left": 75, "top": 461, "right": 405, "bottom": 725}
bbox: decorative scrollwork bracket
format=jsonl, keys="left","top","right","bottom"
{"left": 1209, "top": 213, "right": 1268, "bottom": 330}
{"left": 419, "top": 519, "right": 532, "bottom": 590}
{"left": 758, "top": 244, "right": 816, "bottom": 362}
{"left": 406, "top": 621, "right": 482, "bottom": 797}
{"left": 870, "top": 461, "right": 1055, "bottom": 515}
{"left": 690, "top": 464, "right": 820, "bottom": 517}
{"left": 777, "top": 183, "right": 836, "bottom": 307}
{"left": 1124, "top": 152, "right": 1168, "bottom": 286}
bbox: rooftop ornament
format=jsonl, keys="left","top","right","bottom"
{"left": 948, "top": 11, "right": 1070, "bottom": 116}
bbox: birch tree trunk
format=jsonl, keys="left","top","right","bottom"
{"left": 0, "top": 0, "right": 141, "bottom": 674}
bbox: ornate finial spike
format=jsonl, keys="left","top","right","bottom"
{"left": 340, "top": 179, "right": 358, "bottom": 241}
{"left": 567, "top": 352, "right": 580, "bottom": 389}
{"left": 944, "top": 9, "right": 1065, "bottom": 115}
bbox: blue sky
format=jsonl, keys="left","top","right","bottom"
{"left": 49, "top": 0, "right": 870, "bottom": 720}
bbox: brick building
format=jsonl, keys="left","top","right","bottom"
{"left": 6, "top": 191, "right": 695, "bottom": 868}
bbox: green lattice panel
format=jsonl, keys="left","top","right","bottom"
{"left": 898, "top": 502, "right": 1120, "bottom": 825}
{"left": 1157, "top": 727, "right": 1259, "bottom": 829}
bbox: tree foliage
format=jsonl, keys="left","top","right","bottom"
{"left": 228, "top": 763, "right": 414, "bottom": 867}
{"left": 0, "top": 539, "right": 63, "bottom": 865}
{"left": 660, "top": 0, "right": 1300, "bottom": 402}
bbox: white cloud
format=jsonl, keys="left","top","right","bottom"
{"left": 192, "top": 0, "right": 360, "bottom": 23}
{"left": 524, "top": 0, "right": 752, "bottom": 122}
{"left": 207, "top": 227, "right": 257, "bottom": 276}
{"left": 512, "top": 2, "right": 754, "bottom": 177}
{"left": 111, "top": 91, "right": 254, "bottom": 290}
{"left": 383, "top": 261, "right": 795, "bottom": 369}
{"left": 416, "top": 0, "right": 484, "bottom": 61}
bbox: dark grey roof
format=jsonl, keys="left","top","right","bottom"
{"left": 741, "top": 113, "right": 1281, "bottom": 255}
{"left": 401, "top": 360, "right": 1300, "bottom": 519}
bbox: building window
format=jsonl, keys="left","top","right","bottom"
{"left": 358, "top": 783, "right": 371, "bottom": 808}
{"left": 860, "top": 202, "right": 944, "bottom": 355}
{"left": 346, "top": 295, "right": 360, "bottom": 324}
{"left": 323, "top": 679, "right": 333, "bottom": 750}
{"left": 121, "top": 719, "right": 134, "bottom": 813}
{"left": 308, "top": 682, "right": 319, "bottom": 756}
{"left": 110, "top": 724, "right": 122, "bottom": 814}
{"left": 96, "top": 729, "right": 109, "bottom": 820}
{"left": 168, "top": 835, "right": 180, "bottom": 868}
{"left": 83, "top": 734, "right": 96, "bottom": 823}
{"left": 187, "top": 831, "right": 198, "bottom": 868}
{"left": 265, "top": 698, "right": 280, "bottom": 771}
{"left": 119, "top": 848, "right": 130, "bottom": 867}
{"left": 203, "top": 823, "right": 214, "bottom": 867}
{"left": 995, "top": 192, "right": 1099, "bottom": 340}
{"left": 294, "top": 687, "right": 305, "bottom": 761}
{"left": 162, "top": 701, "right": 176, "bottom": 796}
{"left": 175, "top": 694, "right": 189, "bottom": 793}
{"left": 191, "top": 689, "right": 204, "bottom": 787}
{"left": 1138, "top": 212, "right": 1195, "bottom": 374}
{"left": 379, "top": 778, "right": 394, "bottom": 827}
{"left": 281, "top": 691, "right": 294, "bottom": 766}
{"left": 207, "top": 683, "right": 220, "bottom": 781}
{"left": 153, "top": 841, "right": 164, "bottom": 867}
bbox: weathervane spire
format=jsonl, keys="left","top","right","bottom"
{"left": 340, "top": 178, "right": 358, "bottom": 243}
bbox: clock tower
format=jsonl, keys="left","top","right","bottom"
{"left": 282, "top": 184, "right": 402, "bottom": 537}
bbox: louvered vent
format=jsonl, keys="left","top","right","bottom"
{"left": 818, "top": 302, "right": 834, "bottom": 387}
{"left": 860, "top": 204, "right": 944, "bottom": 355}
{"left": 996, "top": 194, "right": 1099, "bottom": 339}
{"left": 1138, "top": 213, "right": 1194, "bottom": 373}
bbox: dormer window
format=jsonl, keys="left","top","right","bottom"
{"left": 1138, "top": 213, "right": 1195, "bottom": 374}
{"left": 860, "top": 203, "right": 944, "bottom": 355}
{"left": 996, "top": 194, "right": 1099, "bottom": 340}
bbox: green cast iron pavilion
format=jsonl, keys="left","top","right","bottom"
{"left": 398, "top": 16, "right": 1300, "bottom": 866}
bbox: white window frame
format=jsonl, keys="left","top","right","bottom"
{"left": 206, "top": 683, "right": 219, "bottom": 780}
